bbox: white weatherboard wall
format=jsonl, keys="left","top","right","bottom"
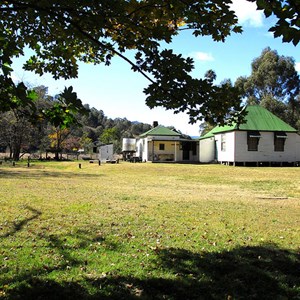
{"left": 214, "top": 131, "right": 235, "bottom": 162}
{"left": 199, "top": 137, "right": 215, "bottom": 163}
{"left": 234, "top": 131, "right": 300, "bottom": 162}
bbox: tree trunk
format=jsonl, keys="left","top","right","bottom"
{"left": 12, "top": 133, "right": 22, "bottom": 161}
{"left": 55, "top": 130, "right": 60, "bottom": 160}
{"left": 9, "top": 146, "right": 13, "bottom": 159}
{"left": 13, "top": 145, "right": 21, "bottom": 161}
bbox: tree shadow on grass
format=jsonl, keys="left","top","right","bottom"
{"left": 0, "top": 169, "right": 105, "bottom": 179}
{"left": 0, "top": 206, "right": 42, "bottom": 238}
{"left": 3, "top": 243, "right": 299, "bottom": 300}
{"left": 1, "top": 228, "right": 121, "bottom": 300}
{"left": 150, "top": 245, "right": 300, "bottom": 299}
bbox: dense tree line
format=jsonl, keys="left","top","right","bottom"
{"left": 0, "top": 86, "right": 151, "bottom": 160}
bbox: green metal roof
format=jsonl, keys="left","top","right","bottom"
{"left": 200, "top": 105, "right": 297, "bottom": 139}
{"left": 140, "top": 125, "right": 181, "bottom": 137}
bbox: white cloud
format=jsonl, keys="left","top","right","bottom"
{"left": 191, "top": 52, "right": 214, "bottom": 62}
{"left": 295, "top": 62, "right": 300, "bottom": 72}
{"left": 231, "top": 0, "right": 264, "bottom": 27}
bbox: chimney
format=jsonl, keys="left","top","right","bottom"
{"left": 153, "top": 121, "right": 158, "bottom": 128}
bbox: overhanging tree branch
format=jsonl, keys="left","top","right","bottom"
{"left": 1, "top": 0, "right": 299, "bottom": 125}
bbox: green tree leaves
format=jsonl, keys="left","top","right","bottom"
{"left": 249, "top": 0, "right": 300, "bottom": 46}
{"left": 0, "top": 0, "right": 244, "bottom": 124}
{"left": 1, "top": 0, "right": 299, "bottom": 126}
{"left": 234, "top": 47, "right": 300, "bottom": 130}
{"left": 237, "top": 47, "right": 299, "bottom": 103}
{"left": 43, "top": 87, "right": 87, "bottom": 129}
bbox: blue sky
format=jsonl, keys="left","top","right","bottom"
{"left": 12, "top": 0, "right": 300, "bottom": 136}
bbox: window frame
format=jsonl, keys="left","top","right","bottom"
{"left": 274, "top": 132, "right": 287, "bottom": 152}
{"left": 159, "top": 143, "right": 165, "bottom": 151}
{"left": 247, "top": 131, "right": 261, "bottom": 151}
{"left": 221, "top": 134, "right": 226, "bottom": 152}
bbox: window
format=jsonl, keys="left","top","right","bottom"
{"left": 221, "top": 134, "right": 226, "bottom": 151}
{"left": 274, "top": 132, "right": 287, "bottom": 152}
{"left": 247, "top": 131, "right": 260, "bottom": 151}
{"left": 159, "top": 143, "right": 165, "bottom": 151}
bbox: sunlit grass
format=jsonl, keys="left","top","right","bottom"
{"left": 0, "top": 161, "right": 299, "bottom": 299}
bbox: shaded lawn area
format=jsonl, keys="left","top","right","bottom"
{"left": 0, "top": 161, "right": 299, "bottom": 299}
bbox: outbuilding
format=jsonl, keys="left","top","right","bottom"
{"left": 99, "top": 144, "right": 114, "bottom": 163}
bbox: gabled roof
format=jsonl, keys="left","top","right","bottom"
{"left": 140, "top": 125, "right": 181, "bottom": 138}
{"left": 200, "top": 105, "right": 297, "bottom": 139}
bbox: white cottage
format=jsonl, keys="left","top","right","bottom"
{"left": 136, "top": 125, "right": 199, "bottom": 163}
{"left": 199, "top": 105, "right": 300, "bottom": 166}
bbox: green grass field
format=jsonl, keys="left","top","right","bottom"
{"left": 0, "top": 161, "right": 299, "bottom": 299}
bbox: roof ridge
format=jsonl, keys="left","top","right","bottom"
{"left": 139, "top": 125, "right": 181, "bottom": 137}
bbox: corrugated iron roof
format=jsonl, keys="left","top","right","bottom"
{"left": 140, "top": 125, "right": 181, "bottom": 137}
{"left": 200, "top": 105, "right": 297, "bottom": 139}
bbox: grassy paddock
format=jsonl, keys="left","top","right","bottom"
{"left": 0, "top": 161, "right": 299, "bottom": 299}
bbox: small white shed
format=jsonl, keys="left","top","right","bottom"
{"left": 99, "top": 144, "right": 114, "bottom": 162}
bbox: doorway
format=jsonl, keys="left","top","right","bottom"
{"left": 181, "top": 142, "right": 191, "bottom": 160}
